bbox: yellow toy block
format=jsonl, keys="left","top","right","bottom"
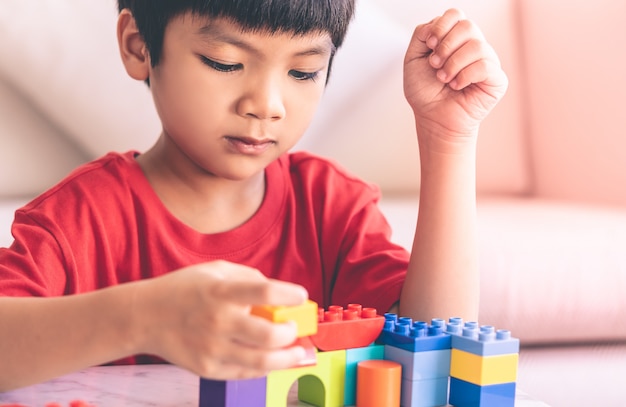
{"left": 450, "top": 348, "right": 518, "bottom": 386}
{"left": 266, "top": 349, "right": 346, "bottom": 407}
{"left": 251, "top": 299, "right": 318, "bottom": 337}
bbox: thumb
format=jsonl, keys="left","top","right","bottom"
{"left": 404, "top": 21, "right": 436, "bottom": 63}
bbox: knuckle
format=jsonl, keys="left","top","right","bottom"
{"left": 249, "top": 352, "right": 278, "bottom": 371}
{"left": 469, "top": 38, "right": 487, "bottom": 54}
{"left": 446, "top": 8, "right": 466, "bottom": 20}
{"left": 457, "top": 18, "right": 475, "bottom": 34}
{"left": 204, "top": 310, "right": 231, "bottom": 333}
{"left": 255, "top": 324, "right": 279, "bottom": 345}
{"left": 437, "top": 39, "right": 454, "bottom": 55}
{"left": 196, "top": 361, "right": 218, "bottom": 378}
{"left": 256, "top": 282, "right": 274, "bottom": 304}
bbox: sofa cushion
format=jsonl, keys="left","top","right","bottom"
{"left": 379, "top": 196, "right": 626, "bottom": 344}
{"left": 0, "top": 78, "right": 87, "bottom": 197}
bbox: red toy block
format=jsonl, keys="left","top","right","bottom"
{"left": 309, "top": 304, "right": 385, "bottom": 351}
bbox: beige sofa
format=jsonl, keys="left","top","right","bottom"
{"left": 1, "top": 0, "right": 625, "bottom": 405}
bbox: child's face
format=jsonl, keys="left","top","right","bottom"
{"left": 148, "top": 14, "right": 333, "bottom": 181}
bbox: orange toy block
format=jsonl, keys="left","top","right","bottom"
{"left": 250, "top": 299, "right": 318, "bottom": 337}
{"left": 356, "top": 359, "right": 402, "bottom": 407}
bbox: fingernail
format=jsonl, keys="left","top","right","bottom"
{"left": 437, "top": 69, "right": 447, "bottom": 82}
{"left": 430, "top": 53, "right": 441, "bottom": 67}
{"left": 427, "top": 35, "right": 438, "bottom": 49}
{"left": 296, "top": 287, "right": 308, "bottom": 302}
{"left": 295, "top": 346, "right": 307, "bottom": 359}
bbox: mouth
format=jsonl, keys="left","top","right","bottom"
{"left": 224, "top": 135, "right": 276, "bottom": 155}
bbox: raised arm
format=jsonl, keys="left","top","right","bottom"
{"left": 398, "top": 9, "right": 508, "bottom": 321}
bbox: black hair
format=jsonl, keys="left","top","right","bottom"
{"left": 117, "top": 0, "right": 356, "bottom": 70}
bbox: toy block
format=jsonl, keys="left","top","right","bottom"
{"left": 199, "top": 376, "right": 266, "bottom": 407}
{"left": 266, "top": 349, "right": 346, "bottom": 407}
{"left": 445, "top": 317, "right": 465, "bottom": 335}
{"left": 449, "top": 377, "right": 516, "bottom": 407}
{"left": 344, "top": 344, "right": 385, "bottom": 405}
{"left": 400, "top": 377, "right": 449, "bottom": 407}
{"left": 310, "top": 304, "right": 385, "bottom": 351}
{"left": 451, "top": 325, "right": 519, "bottom": 356}
{"left": 356, "top": 360, "right": 402, "bottom": 407}
{"left": 383, "top": 345, "right": 450, "bottom": 381}
{"left": 250, "top": 299, "right": 318, "bottom": 337}
{"left": 450, "top": 349, "right": 518, "bottom": 386}
{"left": 377, "top": 314, "right": 451, "bottom": 352}
{"left": 298, "top": 350, "right": 346, "bottom": 406}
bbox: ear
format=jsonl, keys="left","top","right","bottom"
{"left": 117, "top": 9, "right": 150, "bottom": 81}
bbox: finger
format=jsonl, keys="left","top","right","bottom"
{"left": 435, "top": 38, "right": 494, "bottom": 85}
{"left": 227, "top": 312, "right": 300, "bottom": 349}
{"left": 216, "top": 341, "right": 307, "bottom": 374}
{"left": 214, "top": 277, "right": 308, "bottom": 307}
{"left": 449, "top": 59, "right": 508, "bottom": 94}
{"left": 429, "top": 19, "right": 486, "bottom": 70}
{"left": 424, "top": 8, "right": 467, "bottom": 50}
{"left": 405, "top": 22, "right": 435, "bottom": 60}
{"left": 193, "top": 341, "right": 297, "bottom": 380}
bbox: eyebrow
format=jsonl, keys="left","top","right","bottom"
{"left": 196, "top": 23, "right": 336, "bottom": 58}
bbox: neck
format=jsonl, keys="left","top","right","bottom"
{"left": 136, "top": 138, "right": 266, "bottom": 234}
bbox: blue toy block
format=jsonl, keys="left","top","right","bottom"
{"left": 199, "top": 377, "right": 266, "bottom": 407}
{"left": 377, "top": 314, "right": 451, "bottom": 352}
{"left": 400, "top": 377, "right": 449, "bottom": 407}
{"left": 344, "top": 344, "right": 385, "bottom": 406}
{"left": 451, "top": 324, "right": 520, "bottom": 356}
{"left": 448, "top": 377, "right": 516, "bottom": 407}
{"left": 384, "top": 345, "right": 450, "bottom": 381}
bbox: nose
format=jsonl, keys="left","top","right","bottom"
{"left": 236, "top": 75, "right": 286, "bottom": 121}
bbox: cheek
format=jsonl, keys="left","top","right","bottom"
{"left": 151, "top": 67, "right": 225, "bottom": 135}
{"left": 286, "top": 86, "right": 325, "bottom": 125}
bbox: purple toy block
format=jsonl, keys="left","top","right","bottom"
{"left": 401, "top": 377, "right": 449, "bottom": 407}
{"left": 377, "top": 314, "right": 451, "bottom": 352}
{"left": 451, "top": 324, "right": 520, "bottom": 356}
{"left": 384, "top": 345, "right": 450, "bottom": 381}
{"left": 199, "top": 377, "right": 266, "bottom": 407}
{"left": 449, "top": 377, "right": 516, "bottom": 407}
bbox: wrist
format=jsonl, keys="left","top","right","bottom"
{"left": 414, "top": 118, "right": 479, "bottom": 156}
{"left": 120, "top": 279, "right": 157, "bottom": 357}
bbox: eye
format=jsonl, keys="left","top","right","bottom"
{"left": 289, "top": 69, "right": 320, "bottom": 82}
{"left": 200, "top": 56, "right": 242, "bottom": 73}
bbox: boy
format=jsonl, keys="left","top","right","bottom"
{"left": 0, "top": 0, "right": 507, "bottom": 392}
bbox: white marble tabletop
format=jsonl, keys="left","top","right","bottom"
{"left": 0, "top": 365, "right": 550, "bottom": 407}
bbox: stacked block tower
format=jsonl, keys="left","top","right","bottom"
{"left": 199, "top": 301, "right": 519, "bottom": 407}
{"left": 448, "top": 324, "right": 520, "bottom": 407}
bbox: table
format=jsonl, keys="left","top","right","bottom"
{"left": 0, "top": 365, "right": 551, "bottom": 407}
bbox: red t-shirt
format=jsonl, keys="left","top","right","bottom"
{"left": 0, "top": 151, "right": 408, "bottom": 362}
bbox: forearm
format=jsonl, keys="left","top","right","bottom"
{"left": 399, "top": 129, "right": 480, "bottom": 322}
{"left": 0, "top": 283, "right": 143, "bottom": 391}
